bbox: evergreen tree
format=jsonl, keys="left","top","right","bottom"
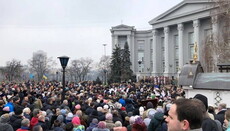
{"left": 121, "top": 42, "right": 133, "bottom": 82}
{"left": 95, "top": 76, "right": 102, "bottom": 85}
{"left": 109, "top": 45, "right": 122, "bottom": 83}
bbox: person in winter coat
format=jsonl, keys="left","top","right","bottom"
{"left": 194, "top": 94, "right": 221, "bottom": 131}
{"left": 72, "top": 116, "right": 85, "bottom": 131}
{"left": 113, "top": 121, "right": 127, "bottom": 131}
{"left": 148, "top": 112, "right": 165, "bottom": 131}
{"left": 35, "top": 115, "right": 49, "bottom": 131}
{"left": 104, "top": 113, "right": 115, "bottom": 130}
{"left": 30, "top": 109, "right": 41, "bottom": 129}
{"left": 23, "top": 107, "right": 31, "bottom": 120}
{"left": 0, "top": 123, "right": 14, "bottom": 131}
{"left": 53, "top": 120, "right": 65, "bottom": 131}
{"left": 92, "top": 121, "right": 110, "bottom": 131}
{"left": 3, "top": 97, "right": 14, "bottom": 112}
{"left": 132, "top": 116, "right": 147, "bottom": 131}
{"left": 9, "top": 107, "right": 24, "bottom": 131}
{"left": 224, "top": 109, "right": 230, "bottom": 131}
{"left": 215, "top": 103, "right": 227, "bottom": 126}
{"left": 16, "top": 119, "right": 30, "bottom": 131}
{"left": 86, "top": 118, "right": 98, "bottom": 131}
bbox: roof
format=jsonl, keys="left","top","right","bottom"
{"left": 148, "top": 0, "right": 215, "bottom": 26}
{"left": 110, "top": 24, "right": 135, "bottom": 32}
{"left": 178, "top": 61, "right": 204, "bottom": 86}
{"left": 194, "top": 73, "right": 230, "bottom": 90}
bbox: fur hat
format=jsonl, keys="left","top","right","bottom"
{"left": 105, "top": 113, "right": 113, "bottom": 120}
{"left": 194, "top": 94, "right": 208, "bottom": 111}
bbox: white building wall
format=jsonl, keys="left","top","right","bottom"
{"left": 184, "top": 87, "right": 230, "bottom": 107}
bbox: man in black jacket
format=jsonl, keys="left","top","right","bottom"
{"left": 194, "top": 94, "right": 221, "bottom": 131}
{"left": 9, "top": 107, "right": 23, "bottom": 131}
{"left": 215, "top": 103, "right": 227, "bottom": 126}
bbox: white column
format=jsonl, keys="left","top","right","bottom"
{"left": 193, "top": 19, "right": 200, "bottom": 60}
{"left": 177, "top": 23, "right": 184, "bottom": 70}
{"left": 152, "top": 29, "right": 158, "bottom": 75}
{"left": 127, "top": 35, "right": 134, "bottom": 71}
{"left": 114, "top": 35, "right": 118, "bottom": 49}
{"left": 212, "top": 16, "right": 219, "bottom": 42}
{"left": 164, "top": 26, "right": 170, "bottom": 76}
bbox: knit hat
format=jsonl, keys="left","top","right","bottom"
{"left": 115, "top": 121, "right": 122, "bottom": 127}
{"left": 60, "top": 109, "right": 67, "bottom": 115}
{"left": 98, "top": 121, "right": 106, "bottom": 129}
{"left": 92, "top": 118, "right": 98, "bottom": 124}
{"left": 66, "top": 112, "right": 74, "bottom": 121}
{"left": 194, "top": 94, "right": 208, "bottom": 111}
{"left": 121, "top": 107, "right": 126, "bottom": 111}
{"left": 75, "top": 104, "right": 81, "bottom": 110}
{"left": 147, "top": 109, "right": 157, "bottom": 119}
{"left": 57, "top": 115, "right": 64, "bottom": 123}
{"left": 72, "top": 116, "right": 81, "bottom": 125}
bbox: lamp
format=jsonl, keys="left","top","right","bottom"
{"left": 138, "top": 60, "right": 142, "bottom": 72}
{"left": 58, "top": 56, "right": 69, "bottom": 102}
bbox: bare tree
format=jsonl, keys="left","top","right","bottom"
{"left": 97, "top": 55, "right": 111, "bottom": 82}
{"left": 68, "top": 58, "right": 93, "bottom": 82}
{"left": 28, "top": 50, "right": 55, "bottom": 81}
{"left": 0, "top": 59, "right": 24, "bottom": 81}
{"left": 202, "top": 0, "right": 230, "bottom": 72}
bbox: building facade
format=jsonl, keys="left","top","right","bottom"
{"left": 111, "top": 0, "right": 219, "bottom": 78}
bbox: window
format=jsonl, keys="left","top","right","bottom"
{"left": 174, "top": 35, "right": 179, "bottom": 60}
{"left": 118, "top": 36, "right": 127, "bottom": 49}
{"left": 138, "top": 52, "right": 144, "bottom": 72}
{"left": 138, "top": 40, "right": 145, "bottom": 50}
{"left": 176, "top": 61, "right": 179, "bottom": 72}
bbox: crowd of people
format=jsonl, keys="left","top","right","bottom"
{"left": 0, "top": 80, "right": 229, "bottom": 131}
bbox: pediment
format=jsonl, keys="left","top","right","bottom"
{"left": 111, "top": 24, "right": 135, "bottom": 30}
{"left": 149, "top": 0, "right": 215, "bottom": 25}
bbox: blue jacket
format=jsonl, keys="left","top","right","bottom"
{"left": 4, "top": 102, "right": 14, "bottom": 112}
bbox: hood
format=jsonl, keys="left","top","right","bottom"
{"left": 154, "top": 112, "right": 164, "bottom": 121}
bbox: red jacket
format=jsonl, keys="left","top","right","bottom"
{"left": 30, "top": 117, "right": 38, "bottom": 129}
{"left": 16, "top": 129, "right": 29, "bottom": 131}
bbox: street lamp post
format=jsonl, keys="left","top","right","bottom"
{"left": 58, "top": 56, "right": 69, "bottom": 102}
{"left": 138, "top": 60, "right": 142, "bottom": 72}
{"left": 102, "top": 44, "right": 107, "bottom": 85}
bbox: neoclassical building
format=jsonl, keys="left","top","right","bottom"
{"left": 111, "top": 0, "right": 220, "bottom": 77}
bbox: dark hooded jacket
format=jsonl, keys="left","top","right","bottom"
{"left": 148, "top": 112, "right": 165, "bottom": 131}
{"left": 9, "top": 115, "right": 23, "bottom": 131}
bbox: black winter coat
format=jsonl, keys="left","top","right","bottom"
{"left": 9, "top": 115, "right": 23, "bottom": 131}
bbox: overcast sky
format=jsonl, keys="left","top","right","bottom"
{"left": 0, "top": 0, "right": 182, "bottom": 66}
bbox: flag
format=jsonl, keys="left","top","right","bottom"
{"left": 43, "top": 74, "right": 48, "bottom": 80}
{"left": 29, "top": 74, "right": 34, "bottom": 79}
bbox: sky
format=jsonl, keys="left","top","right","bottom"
{"left": 0, "top": 0, "right": 183, "bottom": 67}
